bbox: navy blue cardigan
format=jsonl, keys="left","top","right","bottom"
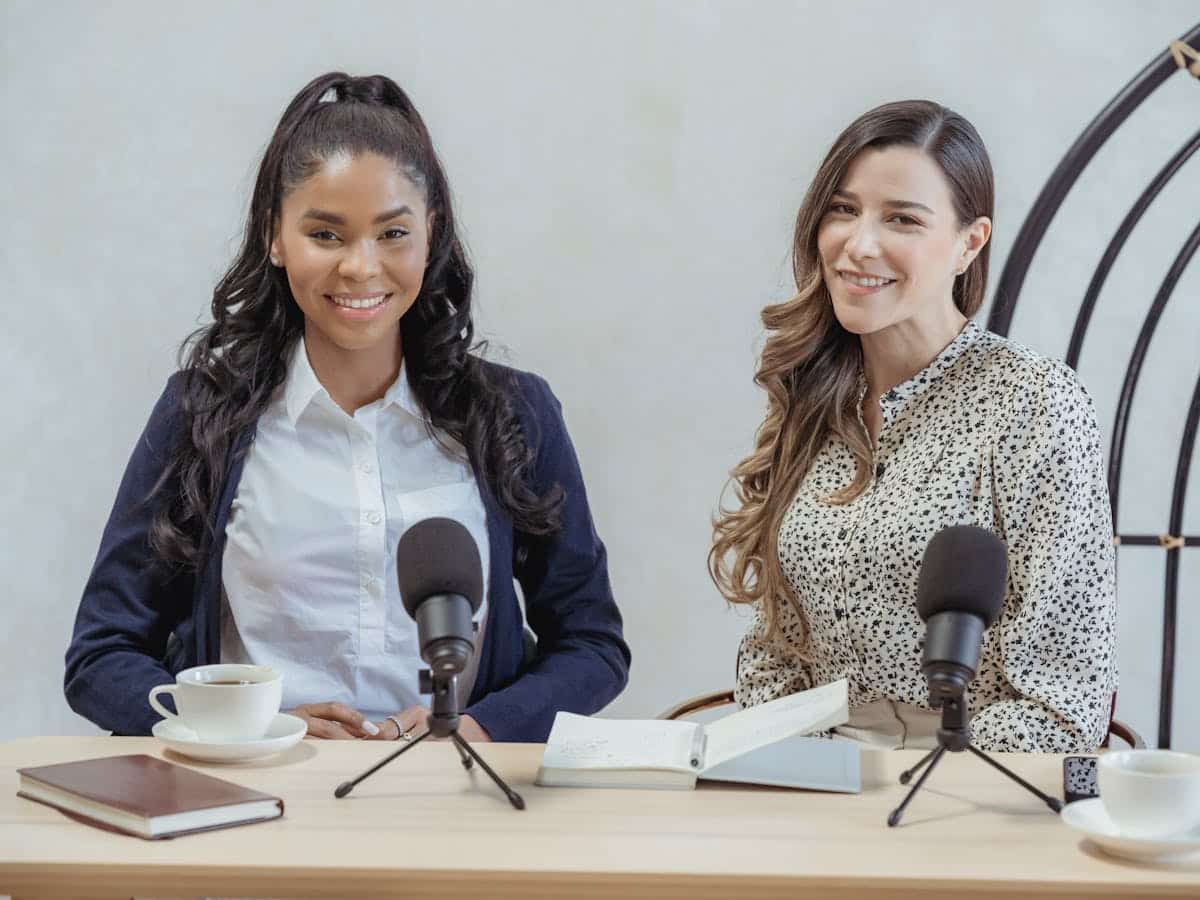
{"left": 64, "top": 363, "right": 630, "bottom": 742}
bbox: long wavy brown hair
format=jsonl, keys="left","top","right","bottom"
{"left": 709, "top": 100, "right": 995, "bottom": 642}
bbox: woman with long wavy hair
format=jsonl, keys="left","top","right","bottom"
{"left": 710, "top": 100, "right": 1116, "bottom": 753}
{"left": 65, "top": 72, "right": 629, "bottom": 743}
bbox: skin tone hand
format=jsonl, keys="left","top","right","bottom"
{"left": 290, "top": 702, "right": 382, "bottom": 740}
{"left": 368, "top": 705, "right": 492, "bottom": 742}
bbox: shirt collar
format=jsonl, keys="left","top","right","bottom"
{"left": 381, "top": 359, "right": 423, "bottom": 419}
{"left": 283, "top": 338, "right": 423, "bottom": 425}
{"left": 283, "top": 339, "right": 327, "bottom": 425}
{"left": 872, "top": 318, "right": 983, "bottom": 428}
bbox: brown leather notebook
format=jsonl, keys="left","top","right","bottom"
{"left": 17, "top": 753, "right": 284, "bottom": 840}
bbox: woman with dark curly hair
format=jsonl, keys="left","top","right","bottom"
{"left": 65, "top": 72, "right": 629, "bottom": 743}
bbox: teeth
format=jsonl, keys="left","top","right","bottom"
{"left": 331, "top": 295, "right": 387, "bottom": 309}
{"left": 842, "top": 273, "right": 893, "bottom": 288}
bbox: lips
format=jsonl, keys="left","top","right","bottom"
{"left": 838, "top": 271, "right": 896, "bottom": 288}
{"left": 323, "top": 292, "right": 394, "bottom": 320}
{"left": 326, "top": 292, "right": 391, "bottom": 310}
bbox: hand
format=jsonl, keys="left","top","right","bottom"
{"left": 368, "top": 705, "right": 428, "bottom": 742}
{"left": 369, "top": 706, "right": 492, "bottom": 743}
{"left": 458, "top": 714, "right": 492, "bottom": 743}
{"left": 289, "top": 701, "right": 381, "bottom": 740}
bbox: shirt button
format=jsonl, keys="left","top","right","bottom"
{"left": 367, "top": 511, "right": 383, "bottom": 525}
{"left": 838, "top": 529, "right": 848, "bottom": 540}
{"left": 369, "top": 579, "right": 383, "bottom": 596}
{"left": 360, "top": 461, "right": 374, "bottom": 474}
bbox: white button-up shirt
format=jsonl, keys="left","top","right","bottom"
{"left": 220, "top": 340, "right": 490, "bottom": 720}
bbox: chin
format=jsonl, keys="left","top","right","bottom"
{"left": 316, "top": 321, "right": 401, "bottom": 352}
{"left": 830, "top": 302, "right": 891, "bottom": 337}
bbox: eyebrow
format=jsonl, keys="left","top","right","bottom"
{"left": 301, "top": 206, "right": 414, "bottom": 225}
{"left": 832, "top": 190, "right": 935, "bottom": 215}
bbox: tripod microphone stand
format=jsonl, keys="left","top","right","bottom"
{"left": 334, "top": 669, "right": 525, "bottom": 810}
{"left": 886, "top": 693, "right": 1062, "bottom": 827}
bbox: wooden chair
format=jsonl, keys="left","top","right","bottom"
{"left": 659, "top": 689, "right": 1145, "bottom": 748}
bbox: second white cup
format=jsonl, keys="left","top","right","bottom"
{"left": 1098, "top": 749, "right": 1200, "bottom": 839}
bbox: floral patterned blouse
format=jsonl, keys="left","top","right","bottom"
{"left": 734, "top": 319, "right": 1118, "bottom": 753}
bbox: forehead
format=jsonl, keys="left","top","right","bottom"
{"left": 838, "top": 145, "right": 952, "bottom": 208}
{"left": 283, "top": 152, "right": 425, "bottom": 217}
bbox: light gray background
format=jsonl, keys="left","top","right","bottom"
{"left": 2, "top": 1, "right": 1197, "bottom": 749}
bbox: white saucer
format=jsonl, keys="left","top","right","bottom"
{"left": 1061, "top": 798, "right": 1200, "bottom": 862}
{"left": 152, "top": 713, "right": 307, "bottom": 762}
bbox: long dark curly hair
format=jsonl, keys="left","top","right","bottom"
{"left": 149, "top": 72, "right": 562, "bottom": 571}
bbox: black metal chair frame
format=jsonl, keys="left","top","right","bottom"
{"left": 985, "top": 24, "right": 1200, "bottom": 748}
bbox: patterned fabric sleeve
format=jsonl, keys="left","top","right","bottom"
{"left": 734, "top": 597, "right": 814, "bottom": 708}
{"left": 970, "top": 360, "right": 1118, "bottom": 752}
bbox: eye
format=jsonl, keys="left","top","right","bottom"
{"left": 309, "top": 230, "right": 340, "bottom": 242}
{"left": 381, "top": 227, "right": 410, "bottom": 240}
{"left": 889, "top": 214, "right": 922, "bottom": 226}
{"left": 828, "top": 203, "right": 856, "bottom": 215}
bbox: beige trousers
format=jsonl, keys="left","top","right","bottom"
{"left": 833, "top": 697, "right": 942, "bottom": 750}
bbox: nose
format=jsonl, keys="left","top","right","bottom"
{"left": 338, "top": 239, "right": 382, "bottom": 281}
{"left": 843, "top": 217, "right": 882, "bottom": 261}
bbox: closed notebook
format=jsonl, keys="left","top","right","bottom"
{"left": 17, "top": 753, "right": 284, "bottom": 839}
{"left": 536, "top": 679, "right": 857, "bottom": 791}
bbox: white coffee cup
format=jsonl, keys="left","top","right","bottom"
{"left": 148, "top": 664, "right": 282, "bottom": 742}
{"left": 1098, "top": 749, "right": 1200, "bottom": 839}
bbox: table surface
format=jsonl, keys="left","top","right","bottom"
{"left": 2, "top": 736, "right": 1198, "bottom": 899}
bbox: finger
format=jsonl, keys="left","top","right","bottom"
{"left": 305, "top": 717, "right": 360, "bottom": 740}
{"left": 364, "top": 717, "right": 407, "bottom": 741}
{"left": 400, "top": 706, "right": 429, "bottom": 732}
{"left": 291, "top": 710, "right": 319, "bottom": 737}
{"left": 364, "top": 719, "right": 392, "bottom": 741}
{"left": 367, "top": 710, "right": 424, "bottom": 741}
{"left": 303, "top": 702, "right": 376, "bottom": 736}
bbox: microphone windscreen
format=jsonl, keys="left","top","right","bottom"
{"left": 396, "top": 517, "right": 484, "bottom": 617}
{"left": 915, "top": 525, "right": 1007, "bottom": 627}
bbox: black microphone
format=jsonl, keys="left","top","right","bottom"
{"left": 889, "top": 525, "right": 1061, "bottom": 826}
{"left": 397, "top": 517, "right": 483, "bottom": 677}
{"left": 336, "top": 516, "right": 523, "bottom": 809}
{"left": 916, "top": 525, "right": 1007, "bottom": 706}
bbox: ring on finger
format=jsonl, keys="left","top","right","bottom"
{"left": 386, "top": 714, "right": 413, "bottom": 742}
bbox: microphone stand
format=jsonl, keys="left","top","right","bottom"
{"left": 334, "top": 670, "right": 525, "bottom": 810}
{"left": 887, "top": 694, "right": 1062, "bottom": 827}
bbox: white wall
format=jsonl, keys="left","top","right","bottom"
{"left": 2, "top": 0, "right": 1197, "bottom": 749}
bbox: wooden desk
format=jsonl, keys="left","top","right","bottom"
{"left": 1, "top": 737, "right": 1197, "bottom": 898}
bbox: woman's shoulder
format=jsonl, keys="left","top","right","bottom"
{"left": 964, "top": 328, "right": 1099, "bottom": 447}
{"left": 968, "top": 326, "right": 1093, "bottom": 406}
{"left": 142, "top": 370, "right": 190, "bottom": 436}
{"left": 475, "top": 357, "right": 559, "bottom": 411}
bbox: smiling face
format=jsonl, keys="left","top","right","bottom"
{"left": 270, "top": 152, "right": 431, "bottom": 358}
{"left": 816, "top": 145, "right": 990, "bottom": 338}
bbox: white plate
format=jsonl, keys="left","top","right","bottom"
{"left": 152, "top": 712, "right": 307, "bottom": 762}
{"left": 1061, "top": 798, "right": 1200, "bottom": 862}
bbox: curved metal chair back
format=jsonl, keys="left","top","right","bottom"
{"left": 985, "top": 24, "right": 1200, "bottom": 748}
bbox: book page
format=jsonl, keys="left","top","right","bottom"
{"left": 700, "top": 679, "right": 849, "bottom": 771}
{"left": 540, "top": 712, "right": 700, "bottom": 773}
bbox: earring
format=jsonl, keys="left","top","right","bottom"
{"left": 270, "top": 254, "right": 281, "bottom": 267}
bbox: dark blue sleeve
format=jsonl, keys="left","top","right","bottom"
{"left": 64, "top": 375, "right": 195, "bottom": 735}
{"left": 465, "top": 375, "right": 630, "bottom": 741}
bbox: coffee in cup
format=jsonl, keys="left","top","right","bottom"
{"left": 1098, "top": 749, "right": 1200, "bottom": 839}
{"left": 148, "top": 664, "right": 282, "bottom": 742}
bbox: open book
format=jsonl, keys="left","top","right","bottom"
{"left": 536, "top": 679, "right": 855, "bottom": 790}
